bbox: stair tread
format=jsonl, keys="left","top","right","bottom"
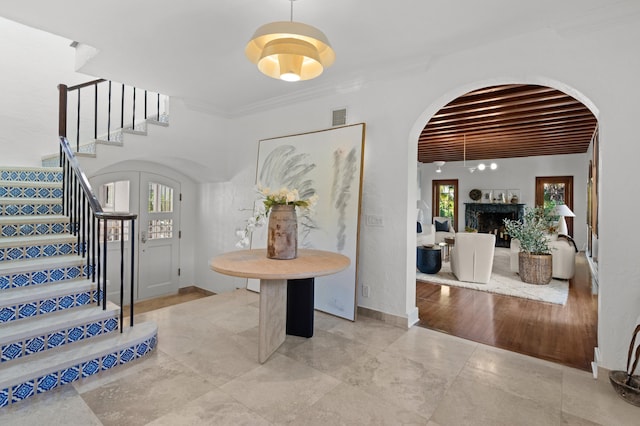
{"left": 0, "top": 233, "right": 78, "bottom": 243}
{"left": 0, "top": 180, "right": 62, "bottom": 188}
{"left": 1, "top": 278, "right": 95, "bottom": 306}
{"left": 0, "top": 197, "right": 62, "bottom": 205}
{"left": 0, "top": 301, "right": 120, "bottom": 345}
{"left": 0, "top": 166, "right": 62, "bottom": 172}
{"left": 0, "top": 215, "right": 68, "bottom": 224}
{"left": 0, "top": 321, "right": 157, "bottom": 388}
{"left": 0, "top": 254, "right": 84, "bottom": 274}
{"left": 0, "top": 233, "right": 76, "bottom": 248}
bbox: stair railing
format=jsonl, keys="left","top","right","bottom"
{"left": 59, "top": 136, "right": 137, "bottom": 332}
{"left": 58, "top": 79, "right": 167, "bottom": 162}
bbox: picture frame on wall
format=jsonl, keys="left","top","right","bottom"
{"left": 481, "top": 189, "right": 492, "bottom": 203}
{"left": 248, "top": 123, "right": 366, "bottom": 321}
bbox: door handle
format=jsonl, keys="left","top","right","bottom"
{"left": 141, "top": 231, "right": 147, "bottom": 244}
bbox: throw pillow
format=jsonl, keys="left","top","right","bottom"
{"left": 417, "top": 222, "right": 422, "bottom": 233}
{"left": 435, "top": 220, "right": 449, "bottom": 232}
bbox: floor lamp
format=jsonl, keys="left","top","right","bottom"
{"left": 555, "top": 204, "right": 575, "bottom": 236}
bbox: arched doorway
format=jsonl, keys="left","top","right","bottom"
{"left": 411, "top": 82, "right": 599, "bottom": 370}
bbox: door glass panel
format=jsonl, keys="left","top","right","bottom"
{"left": 437, "top": 184, "right": 456, "bottom": 218}
{"left": 148, "top": 182, "right": 173, "bottom": 213}
{"left": 148, "top": 219, "right": 173, "bottom": 239}
{"left": 543, "top": 183, "right": 566, "bottom": 209}
{"left": 98, "top": 181, "right": 130, "bottom": 241}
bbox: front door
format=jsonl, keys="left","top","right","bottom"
{"left": 92, "top": 171, "right": 180, "bottom": 302}
{"left": 138, "top": 173, "right": 180, "bottom": 299}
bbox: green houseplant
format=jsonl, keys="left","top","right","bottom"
{"left": 503, "top": 206, "right": 554, "bottom": 284}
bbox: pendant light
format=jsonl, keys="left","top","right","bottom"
{"left": 464, "top": 134, "right": 497, "bottom": 173}
{"left": 245, "top": 0, "right": 335, "bottom": 82}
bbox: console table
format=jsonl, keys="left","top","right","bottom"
{"left": 210, "top": 249, "right": 350, "bottom": 363}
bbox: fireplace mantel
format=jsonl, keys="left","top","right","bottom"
{"left": 465, "top": 203, "right": 525, "bottom": 247}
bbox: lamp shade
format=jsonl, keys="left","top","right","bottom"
{"left": 245, "top": 21, "right": 335, "bottom": 81}
{"left": 555, "top": 203, "right": 575, "bottom": 217}
{"left": 554, "top": 203, "right": 575, "bottom": 236}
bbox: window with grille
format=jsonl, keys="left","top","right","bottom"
{"left": 148, "top": 182, "right": 173, "bottom": 213}
{"left": 148, "top": 219, "right": 173, "bottom": 239}
{"left": 98, "top": 180, "right": 130, "bottom": 241}
{"left": 147, "top": 182, "right": 173, "bottom": 239}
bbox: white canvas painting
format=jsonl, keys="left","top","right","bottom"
{"left": 248, "top": 124, "right": 365, "bottom": 321}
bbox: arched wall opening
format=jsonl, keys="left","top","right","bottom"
{"left": 407, "top": 76, "right": 599, "bottom": 367}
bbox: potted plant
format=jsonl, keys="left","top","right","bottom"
{"left": 503, "top": 206, "right": 553, "bottom": 284}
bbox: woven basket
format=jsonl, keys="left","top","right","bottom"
{"left": 609, "top": 324, "right": 640, "bottom": 406}
{"left": 518, "top": 252, "right": 552, "bottom": 285}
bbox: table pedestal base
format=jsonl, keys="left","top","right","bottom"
{"left": 259, "top": 279, "right": 287, "bottom": 363}
{"left": 287, "top": 278, "right": 315, "bottom": 338}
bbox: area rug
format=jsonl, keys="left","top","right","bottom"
{"left": 416, "top": 248, "right": 569, "bottom": 305}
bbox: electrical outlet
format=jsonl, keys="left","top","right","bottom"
{"left": 366, "top": 214, "right": 384, "bottom": 227}
{"left": 362, "top": 285, "right": 370, "bottom": 297}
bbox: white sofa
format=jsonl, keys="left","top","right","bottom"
{"left": 450, "top": 232, "right": 496, "bottom": 284}
{"left": 510, "top": 237, "right": 576, "bottom": 280}
{"left": 433, "top": 216, "right": 455, "bottom": 244}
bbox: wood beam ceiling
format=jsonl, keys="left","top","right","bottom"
{"left": 418, "top": 84, "right": 598, "bottom": 164}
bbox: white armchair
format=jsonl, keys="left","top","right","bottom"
{"left": 450, "top": 233, "right": 496, "bottom": 284}
{"left": 433, "top": 216, "right": 455, "bottom": 244}
{"left": 417, "top": 222, "right": 435, "bottom": 246}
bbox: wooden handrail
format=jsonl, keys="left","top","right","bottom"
{"left": 67, "top": 78, "right": 106, "bottom": 91}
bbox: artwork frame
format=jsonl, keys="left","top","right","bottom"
{"left": 481, "top": 189, "right": 493, "bottom": 203}
{"left": 248, "top": 123, "right": 366, "bottom": 321}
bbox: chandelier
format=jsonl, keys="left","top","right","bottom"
{"left": 245, "top": 0, "right": 335, "bottom": 82}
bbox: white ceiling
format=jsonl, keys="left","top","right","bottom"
{"left": 1, "top": 0, "right": 638, "bottom": 117}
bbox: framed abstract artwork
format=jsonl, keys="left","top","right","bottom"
{"left": 248, "top": 123, "right": 366, "bottom": 321}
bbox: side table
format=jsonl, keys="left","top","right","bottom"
{"left": 417, "top": 246, "right": 442, "bottom": 274}
{"left": 210, "top": 249, "right": 350, "bottom": 363}
{"left": 443, "top": 236, "right": 456, "bottom": 261}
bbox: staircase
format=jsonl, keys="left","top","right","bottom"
{"left": 0, "top": 166, "right": 157, "bottom": 407}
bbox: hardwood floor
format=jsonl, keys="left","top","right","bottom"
{"left": 416, "top": 253, "right": 598, "bottom": 371}
{"left": 123, "top": 286, "right": 214, "bottom": 317}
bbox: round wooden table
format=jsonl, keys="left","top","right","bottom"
{"left": 210, "top": 249, "right": 350, "bottom": 363}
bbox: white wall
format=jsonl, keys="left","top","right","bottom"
{"left": 0, "top": 17, "right": 92, "bottom": 166}
{"left": 419, "top": 153, "right": 589, "bottom": 250}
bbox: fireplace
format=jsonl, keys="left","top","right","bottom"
{"left": 465, "top": 203, "right": 525, "bottom": 248}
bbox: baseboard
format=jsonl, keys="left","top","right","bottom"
{"left": 357, "top": 306, "right": 414, "bottom": 329}
{"left": 592, "top": 346, "right": 601, "bottom": 379}
{"left": 179, "top": 286, "right": 216, "bottom": 296}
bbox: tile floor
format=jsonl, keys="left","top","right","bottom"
{"left": 0, "top": 289, "right": 637, "bottom": 425}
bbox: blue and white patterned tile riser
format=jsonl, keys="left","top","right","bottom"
{"left": 0, "top": 242, "right": 77, "bottom": 262}
{"left": 0, "top": 186, "right": 63, "bottom": 199}
{"left": 1, "top": 222, "right": 70, "bottom": 238}
{"left": 0, "top": 289, "right": 97, "bottom": 324}
{"left": 0, "top": 334, "right": 157, "bottom": 407}
{"left": 0, "top": 203, "right": 63, "bottom": 216}
{"left": 0, "top": 265, "right": 89, "bottom": 290}
{"left": 0, "top": 170, "right": 62, "bottom": 183}
{"left": 0, "top": 317, "right": 119, "bottom": 363}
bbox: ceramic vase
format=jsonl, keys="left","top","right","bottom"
{"left": 267, "top": 204, "right": 298, "bottom": 259}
